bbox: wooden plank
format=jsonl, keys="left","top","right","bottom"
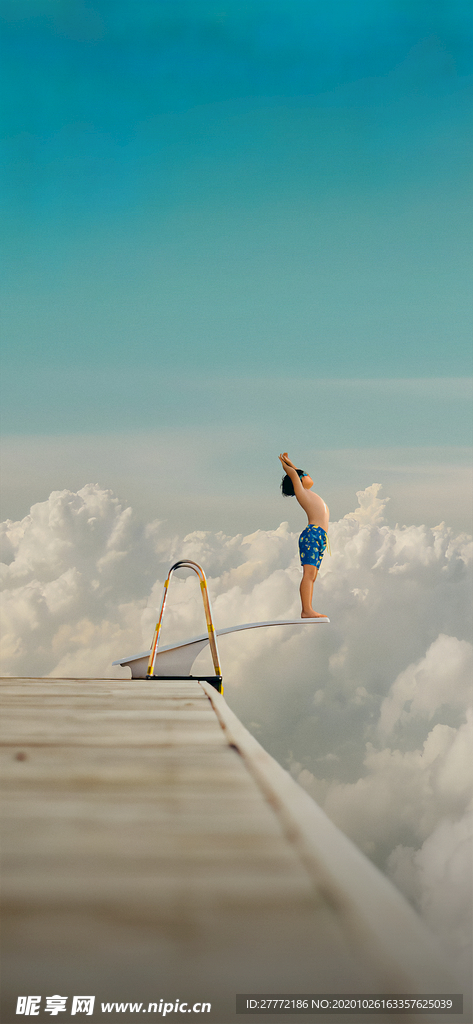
{"left": 0, "top": 678, "right": 459, "bottom": 1024}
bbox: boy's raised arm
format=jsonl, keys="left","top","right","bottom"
{"left": 279, "top": 452, "right": 297, "bottom": 474}
{"left": 278, "top": 453, "right": 304, "bottom": 492}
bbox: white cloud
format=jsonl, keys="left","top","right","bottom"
{"left": 1, "top": 481, "right": 472, "bottom": 983}
{"left": 378, "top": 634, "right": 473, "bottom": 737}
{"left": 387, "top": 799, "right": 473, "bottom": 984}
{"left": 294, "top": 715, "right": 473, "bottom": 860}
{"left": 0, "top": 484, "right": 162, "bottom": 677}
{"left": 344, "top": 482, "right": 389, "bottom": 525}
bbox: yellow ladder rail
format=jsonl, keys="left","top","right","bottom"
{"left": 147, "top": 560, "right": 222, "bottom": 690}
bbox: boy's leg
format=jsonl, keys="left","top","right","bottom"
{"left": 300, "top": 564, "right": 317, "bottom": 616}
{"left": 300, "top": 564, "right": 326, "bottom": 618}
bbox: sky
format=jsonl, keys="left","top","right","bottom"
{"left": 1, "top": 0, "right": 472, "bottom": 531}
{"left": 1, "top": 0, "right": 472, "bottom": 1004}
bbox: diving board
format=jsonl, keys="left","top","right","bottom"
{"left": 114, "top": 560, "right": 330, "bottom": 684}
{"left": 113, "top": 618, "right": 329, "bottom": 679}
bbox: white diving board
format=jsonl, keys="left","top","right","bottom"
{"left": 113, "top": 617, "right": 330, "bottom": 679}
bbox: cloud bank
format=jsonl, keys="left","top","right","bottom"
{"left": 1, "top": 482, "right": 471, "bottom": 986}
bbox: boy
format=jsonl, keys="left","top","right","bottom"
{"left": 279, "top": 452, "right": 329, "bottom": 618}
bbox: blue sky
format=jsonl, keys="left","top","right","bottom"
{"left": 1, "top": 0, "right": 472, "bottom": 528}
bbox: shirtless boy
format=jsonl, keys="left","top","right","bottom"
{"left": 278, "top": 452, "right": 329, "bottom": 618}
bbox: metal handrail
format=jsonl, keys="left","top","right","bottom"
{"left": 147, "top": 561, "right": 222, "bottom": 684}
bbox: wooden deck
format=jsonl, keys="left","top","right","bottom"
{"left": 0, "top": 677, "right": 459, "bottom": 1024}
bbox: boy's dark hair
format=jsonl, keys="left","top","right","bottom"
{"left": 281, "top": 469, "right": 305, "bottom": 497}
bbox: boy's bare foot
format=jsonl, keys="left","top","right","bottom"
{"left": 301, "top": 610, "right": 327, "bottom": 618}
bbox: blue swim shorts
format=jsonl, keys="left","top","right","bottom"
{"left": 299, "top": 525, "right": 327, "bottom": 569}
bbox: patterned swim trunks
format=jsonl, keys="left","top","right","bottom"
{"left": 299, "top": 525, "right": 327, "bottom": 569}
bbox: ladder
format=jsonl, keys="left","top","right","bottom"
{"left": 147, "top": 560, "right": 223, "bottom": 692}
